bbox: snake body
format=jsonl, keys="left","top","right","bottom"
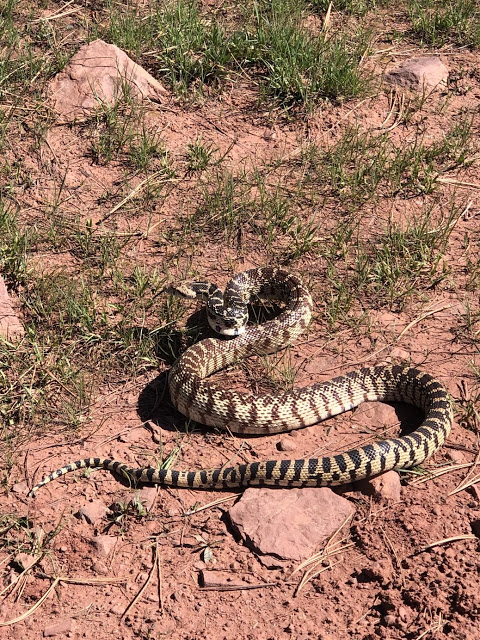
{"left": 28, "top": 267, "right": 452, "bottom": 497}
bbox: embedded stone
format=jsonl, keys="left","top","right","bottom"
{"left": 48, "top": 39, "right": 168, "bottom": 122}
{"left": 385, "top": 56, "right": 448, "bottom": 91}
{"left": 228, "top": 487, "right": 355, "bottom": 565}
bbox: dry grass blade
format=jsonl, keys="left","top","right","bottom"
{"left": 0, "top": 556, "right": 43, "bottom": 599}
{"left": 416, "top": 534, "right": 477, "bottom": 555}
{"left": 436, "top": 177, "right": 480, "bottom": 189}
{"left": 448, "top": 427, "right": 480, "bottom": 495}
{"left": 121, "top": 544, "right": 158, "bottom": 619}
{"left": 97, "top": 172, "right": 177, "bottom": 225}
{"left": 184, "top": 494, "right": 237, "bottom": 515}
{"left": 156, "top": 542, "right": 164, "bottom": 615}
{"left": 414, "top": 612, "right": 444, "bottom": 640}
{"left": 322, "top": 2, "right": 333, "bottom": 33}
{"left": 0, "top": 578, "right": 60, "bottom": 627}
{"left": 408, "top": 462, "right": 471, "bottom": 486}
{"left": 289, "top": 512, "right": 354, "bottom": 596}
{"left": 293, "top": 558, "right": 343, "bottom": 596}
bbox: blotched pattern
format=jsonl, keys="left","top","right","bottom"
{"left": 29, "top": 268, "right": 452, "bottom": 497}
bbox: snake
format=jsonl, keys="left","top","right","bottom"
{"left": 28, "top": 267, "right": 452, "bottom": 498}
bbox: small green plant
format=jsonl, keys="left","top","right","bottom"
{"left": 408, "top": 0, "right": 480, "bottom": 47}
{"left": 0, "top": 199, "right": 31, "bottom": 286}
{"left": 127, "top": 124, "right": 168, "bottom": 172}
{"left": 187, "top": 137, "right": 218, "bottom": 171}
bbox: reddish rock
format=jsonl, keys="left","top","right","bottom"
{"left": 0, "top": 275, "right": 24, "bottom": 339}
{"left": 449, "top": 449, "right": 466, "bottom": 464}
{"left": 353, "top": 401, "right": 398, "bottom": 428}
{"left": 359, "top": 470, "right": 402, "bottom": 503}
{"left": 277, "top": 436, "right": 297, "bottom": 452}
{"left": 76, "top": 499, "right": 108, "bottom": 524}
{"left": 228, "top": 488, "right": 355, "bottom": 565}
{"left": 43, "top": 619, "right": 74, "bottom": 636}
{"left": 14, "top": 552, "right": 37, "bottom": 571}
{"left": 385, "top": 56, "right": 448, "bottom": 91}
{"left": 48, "top": 39, "right": 168, "bottom": 122}
{"left": 92, "top": 535, "right": 118, "bottom": 558}
{"left": 134, "top": 485, "right": 158, "bottom": 512}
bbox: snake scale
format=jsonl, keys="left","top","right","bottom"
{"left": 28, "top": 267, "right": 452, "bottom": 497}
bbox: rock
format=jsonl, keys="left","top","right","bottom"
{"left": 383, "top": 614, "right": 397, "bottom": 627}
{"left": 449, "top": 449, "right": 466, "bottom": 464}
{"left": 385, "top": 56, "right": 448, "bottom": 91}
{"left": 471, "top": 519, "right": 480, "bottom": 537}
{"left": 92, "top": 535, "right": 118, "bottom": 558}
{"left": 91, "top": 560, "right": 109, "bottom": 575}
{"left": 48, "top": 39, "right": 168, "bottom": 122}
{"left": 360, "top": 559, "right": 393, "bottom": 585}
{"left": 13, "top": 552, "right": 37, "bottom": 571}
{"left": 10, "top": 481, "right": 29, "bottom": 494}
{"left": 76, "top": 499, "right": 108, "bottom": 524}
{"left": 358, "top": 470, "right": 402, "bottom": 503}
{"left": 43, "top": 619, "right": 74, "bottom": 636}
{"left": 277, "top": 437, "right": 297, "bottom": 452}
{"left": 389, "top": 347, "right": 410, "bottom": 362}
{"left": 110, "top": 603, "right": 125, "bottom": 616}
{"left": 0, "top": 275, "right": 24, "bottom": 339}
{"left": 228, "top": 487, "right": 355, "bottom": 565}
{"left": 134, "top": 486, "right": 158, "bottom": 512}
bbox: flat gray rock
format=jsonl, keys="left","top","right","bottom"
{"left": 229, "top": 487, "right": 355, "bottom": 566}
{"left": 48, "top": 39, "right": 168, "bottom": 122}
{"left": 385, "top": 56, "right": 448, "bottom": 90}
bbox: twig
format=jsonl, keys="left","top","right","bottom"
{"left": 96, "top": 173, "right": 177, "bottom": 226}
{"left": 121, "top": 545, "right": 157, "bottom": 619}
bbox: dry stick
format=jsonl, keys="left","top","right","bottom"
{"left": 200, "top": 581, "right": 281, "bottom": 592}
{"left": 35, "top": 573, "right": 127, "bottom": 585}
{"left": 121, "top": 545, "right": 158, "bottom": 620}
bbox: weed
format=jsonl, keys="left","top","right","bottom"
{"left": 187, "top": 137, "right": 218, "bottom": 171}
{"left": 408, "top": 0, "right": 480, "bottom": 47}
{"left": 0, "top": 199, "right": 31, "bottom": 286}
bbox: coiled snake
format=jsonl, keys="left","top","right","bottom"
{"left": 28, "top": 267, "right": 452, "bottom": 497}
